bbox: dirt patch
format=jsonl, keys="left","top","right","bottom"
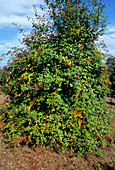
{"left": 0, "top": 90, "right": 115, "bottom": 170}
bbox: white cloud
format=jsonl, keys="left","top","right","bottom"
{"left": 106, "top": 26, "right": 115, "bottom": 33}
{"left": 0, "top": 32, "right": 23, "bottom": 51}
{"left": 0, "top": 0, "right": 48, "bottom": 28}
{"left": 0, "top": 15, "right": 32, "bottom": 28}
{"left": 0, "top": 33, "right": 24, "bottom": 68}
{"left": 99, "top": 26, "right": 115, "bottom": 58}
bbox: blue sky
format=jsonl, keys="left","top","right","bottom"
{"left": 0, "top": 0, "right": 115, "bottom": 68}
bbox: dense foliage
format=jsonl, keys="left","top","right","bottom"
{"left": 0, "top": 0, "right": 111, "bottom": 156}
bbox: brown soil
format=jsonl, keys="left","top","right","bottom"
{"left": 0, "top": 88, "right": 115, "bottom": 170}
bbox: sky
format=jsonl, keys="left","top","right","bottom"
{"left": 0, "top": 0, "right": 115, "bottom": 68}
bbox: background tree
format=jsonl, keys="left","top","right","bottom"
{"left": 0, "top": 67, "right": 11, "bottom": 85}
{"left": 106, "top": 55, "right": 115, "bottom": 98}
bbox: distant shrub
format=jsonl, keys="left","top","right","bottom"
{"left": 0, "top": 67, "right": 11, "bottom": 85}
{"left": 106, "top": 57, "right": 115, "bottom": 98}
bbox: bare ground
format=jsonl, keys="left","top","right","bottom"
{"left": 0, "top": 88, "right": 115, "bottom": 170}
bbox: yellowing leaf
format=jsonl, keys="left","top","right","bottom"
{"left": 94, "top": 7, "right": 98, "bottom": 10}
{"left": 28, "top": 101, "right": 34, "bottom": 111}
{"left": 27, "top": 107, "right": 31, "bottom": 112}
{"left": 74, "top": 110, "right": 82, "bottom": 118}
{"left": 75, "top": 92, "right": 80, "bottom": 98}
{"left": 81, "top": 26, "right": 85, "bottom": 30}
{"left": 78, "top": 119, "right": 83, "bottom": 128}
{"left": 83, "top": 123, "right": 86, "bottom": 129}
{"left": 60, "top": 137, "right": 63, "bottom": 141}
{"left": 78, "top": 44, "right": 82, "bottom": 49}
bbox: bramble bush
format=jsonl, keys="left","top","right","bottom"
{"left": 0, "top": 0, "right": 111, "bottom": 156}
